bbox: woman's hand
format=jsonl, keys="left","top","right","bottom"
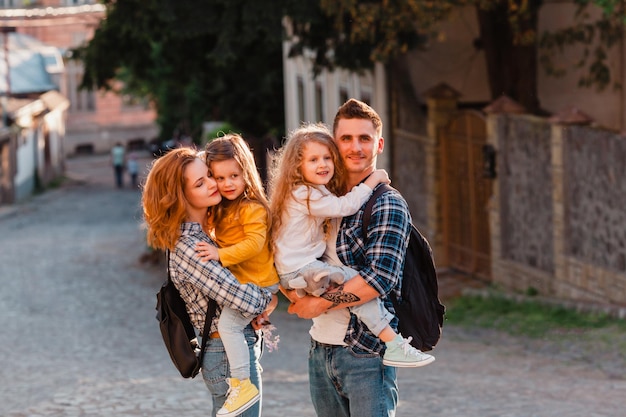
{"left": 251, "top": 312, "right": 270, "bottom": 330}
{"left": 251, "top": 293, "right": 278, "bottom": 330}
{"left": 195, "top": 241, "right": 220, "bottom": 262}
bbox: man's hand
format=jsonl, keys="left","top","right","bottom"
{"left": 281, "top": 286, "right": 332, "bottom": 319}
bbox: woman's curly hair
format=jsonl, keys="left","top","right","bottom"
{"left": 142, "top": 147, "right": 199, "bottom": 251}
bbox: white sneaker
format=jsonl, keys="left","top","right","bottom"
{"left": 382, "top": 335, "right": 435, "bottom": 367}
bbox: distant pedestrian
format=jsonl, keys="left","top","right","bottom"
{"left": 111, "top": 142, "right": 125, "bottom": 188}
{"left": 127, "top": 153, "right": 139, "bottom": 189}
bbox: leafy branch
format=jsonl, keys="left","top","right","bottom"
{"left": 539, "top": 0, "right": 625, "bottom": 91}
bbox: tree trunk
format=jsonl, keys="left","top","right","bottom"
{"left": 476, "top": 2, "right": 541, "bottom": 113}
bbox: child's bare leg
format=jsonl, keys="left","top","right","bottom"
{"left": 378, "top": 325, "right": 398, "bottom": 343}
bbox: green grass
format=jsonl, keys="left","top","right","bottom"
{"left": 444, "top": 293, "right": 626, "bottom": 375}
{"left": 445, "top": 294, "right": 626, "bottom": 338}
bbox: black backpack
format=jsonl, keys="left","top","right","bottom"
{"left": 155, "top": 251, "right": 217, "bottom": 378}
{"left": 362, "top": 184, "right": 445, "bottom": 351}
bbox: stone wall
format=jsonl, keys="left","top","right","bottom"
{"left": 498, "top": 116, "right": 555, "bottom": 273}
{"left": 554, "top": 126, "right": 626, "bottom": 305}
{"left": 490, "top": 115, "right": 626, "bottom": 308}
{"left": 563, "top": 126, "right": 626, "bottom": 272}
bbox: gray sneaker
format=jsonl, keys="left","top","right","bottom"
{"left": 382, "top": 335, "right": 435, "bottom": 367}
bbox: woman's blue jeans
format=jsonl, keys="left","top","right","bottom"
{"left": 308, "top": 339, "right": 398, "bottom": 417}
{"left": 201, "top": 326, "right": 263, "bottom": 417}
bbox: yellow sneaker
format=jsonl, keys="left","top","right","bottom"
{"left": 216, "top": 378, "right": 260, "bottom": 417}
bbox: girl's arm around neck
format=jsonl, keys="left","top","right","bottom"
{"left": 295, "top": 184, "right": 372, "bottom": 218}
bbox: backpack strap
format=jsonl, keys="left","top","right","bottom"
{"left": 361, "top": 183, "right": 401, "bottom": 304}
{"left": 361, "top": 183, "right": 394, "bottom": 237}
{"left": 167, "top": 250, "right": 217, "bottom": 365}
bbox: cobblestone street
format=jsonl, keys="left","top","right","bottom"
{"left": 0, "top": 152, "right": 624, "bottom": 417}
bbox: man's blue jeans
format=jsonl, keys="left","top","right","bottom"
{"left": 308, "top": 339, "right": 398, "bottom": 417}
{"left": 202, "top": 326, "right": 263, "bottom": 417}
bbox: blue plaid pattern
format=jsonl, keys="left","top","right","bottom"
{"left": 169, "top": 222, "right": 272, "bottom": 334}
{"left": 336, "top": 186, "right": 411, "bottom": 354}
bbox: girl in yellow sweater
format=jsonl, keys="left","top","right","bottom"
{"left": 196, "top": 134, "right": 279, "bottom": 417}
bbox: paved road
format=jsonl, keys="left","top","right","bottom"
{"left": 1, "top": 152, "right": 624, "bottom": 417}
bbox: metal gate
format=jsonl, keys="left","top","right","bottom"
{"left": 441, "top": 110, "right": 492, "bottom": 280}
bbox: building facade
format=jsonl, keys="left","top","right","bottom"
{"left": 0, "top": 0, "right": 157, "bottom": 156}
{"left": 0, "top": 31, "right": 69, "bottom": 204}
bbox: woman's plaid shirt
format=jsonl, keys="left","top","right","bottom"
{"left": 169, "top": 222, "right": 272, "bottom": 334}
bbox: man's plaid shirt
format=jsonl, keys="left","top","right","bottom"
{"left": 169, "top": 222, "right": 272, "bottom": 334}
{"left": 336, "top": 185, "right": 411, "bottom": 354}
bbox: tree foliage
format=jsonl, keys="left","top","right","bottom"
{"left": 540, "top": 0, "right": 625, "bottom": 91}
{"left": 75, "top": 0, "right": 286, "bottom": 141}
{"left": 286, "top": 0, "right": 456, "bottom": 75}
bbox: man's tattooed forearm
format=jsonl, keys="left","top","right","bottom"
{"left": 321, "top": 284, "right": 360, "bottom": 308}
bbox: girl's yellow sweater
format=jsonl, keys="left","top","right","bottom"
{"left": 214, "top": 201, "right": 279, "bottom": 287}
